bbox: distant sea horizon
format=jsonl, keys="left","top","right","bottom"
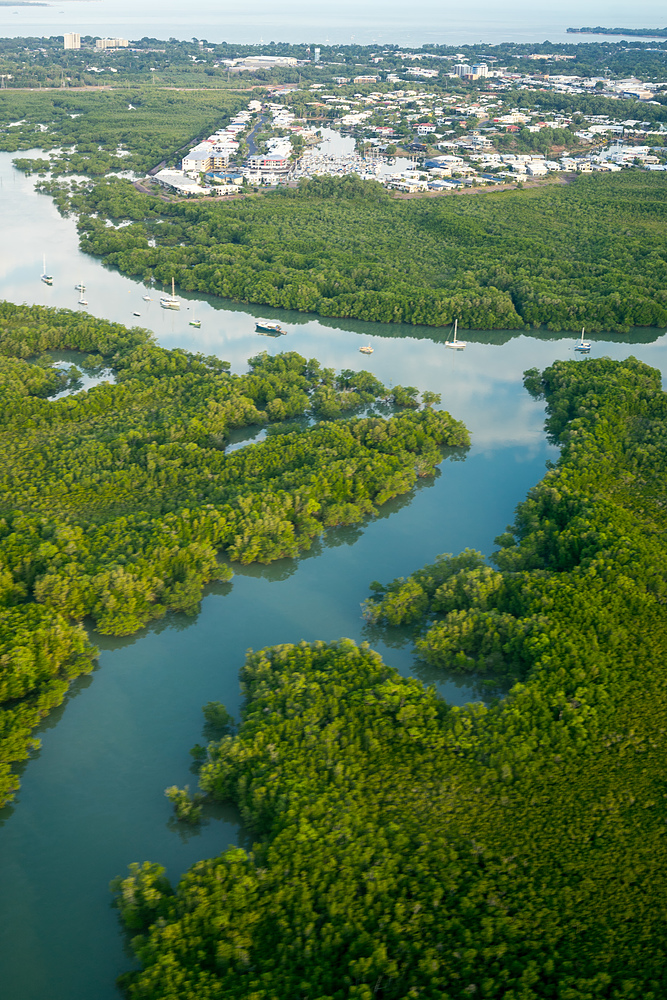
{"left": 0, "top": 0, "right": 665, "bottom": 47}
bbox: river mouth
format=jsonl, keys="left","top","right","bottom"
{"left": 1, "top": 149, "right": 667, "bottom": 1000}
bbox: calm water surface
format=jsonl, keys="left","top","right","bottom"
{"left": 0, "top": 0, "right": 665, "bottom": 45}
{"left": 0, "top": 151, "right": 666, "bottom": 1000}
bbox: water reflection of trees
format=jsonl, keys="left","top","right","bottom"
{"left": 116, "top": 268, "right": 666, "bottom": 349}
{"left": 166, "top": 799, "right": 245, "bottom": 846}
{"left": 362, "top": 620, "right": 508, "bottom": 704}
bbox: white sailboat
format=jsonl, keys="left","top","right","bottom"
{"left": 189, "top": 305, "right": 201, "bottom": 328}
{"left": 574, "top": 327, "right": 591, "bottom": 353}
{"left": 160, "top": 277, "right": 180, "bottom": 310}
{"left": 41, "top": 254, "right": 53, "bottom": 285}
{"left": 359, "top": 344, "right": 373, "bottom": 355}
{"left": 445, "top": 318, "right": 466, "bottom": 350}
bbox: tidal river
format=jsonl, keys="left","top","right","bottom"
{"left": 0, "top": 151, "right": 666, "bottom": 1000}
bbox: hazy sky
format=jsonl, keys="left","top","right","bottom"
{"left": 0, "top": 0, "right": 666, "bottom": 45}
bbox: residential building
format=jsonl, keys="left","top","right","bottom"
{"left": 235, "top": 56, "right": 297, "bottom": 70}
{"left": 95, "top": 38, "right": 129, "bottom": 50}
{"left": 63, "top": 33, "right": 80, "bottom": 50}
{"left": 153, "top": 169, "right": 207, "bottom": 196}
{"left": 246, "top": 155, "right": 290, "bottom": 172}
{"left": 182, "top": 148, "right": 215, "bottom": 175}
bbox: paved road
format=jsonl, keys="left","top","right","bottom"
{"left": 246, "top": 115, "right": 267, "bottom": 156}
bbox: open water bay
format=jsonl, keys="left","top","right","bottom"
{"left": 0, "top": 0, "right": 666, "bottom": 46}
{"left": 0, "top": 151, "right": 666, "bottom": 999}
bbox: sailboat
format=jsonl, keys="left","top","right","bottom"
{"left": 574, "top": 327, "right": 591, "bottom": 353}
{"left": 359, "top": 344, "right": 374, "bottom": 355}
{"left": 445, "top": 318, "right": 466, "bottom": 350}
{"left": 41, "top": 254, "right": 53, "bottom": 285}
{"left": 75, "top": 282, "right": 85, "bottom": 292}
{"left": 160, "top": 277, "right": 180, "bottom": 310}
{"left": 78, "top": 295, "right": 88, "bottom": 306}
{"left": 189, "top": 306, "right": 201, "bottom": 328}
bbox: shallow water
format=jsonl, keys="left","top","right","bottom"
{"left": 0, "top": 150, "right": 666, "bottom": 1000}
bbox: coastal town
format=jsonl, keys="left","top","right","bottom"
{"left": 150, "top": 53, "right": 667, "bottom": 197}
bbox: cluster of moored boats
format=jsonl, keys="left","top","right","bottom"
{"left": 255, "top": 319, "right": 376, "bottom": 354}
{"left": 155, "top": 280, "right": 201, "bottom": 326}
{"left": 40, "top": 267, "right": 204, "bottom": 326}
{"left": 38, "top": 267, "right": 591, "bottom": 359}
{"left": 443, "top": 320, "right": 593, "bottom": 356}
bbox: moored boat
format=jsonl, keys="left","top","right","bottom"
{"left": 256, "top": 321, "right": 286, "bottom": 335}
{"left": 445, "top": 318, "right": 466, "bottom": 350}
{"left": 574, "top": 328, "right": 591, "bottom": 353}
{"left": 359, "top": 345, "right": 374, "bottom": 355}
{"left": 160, "top": 277, "right": 180, "bottom": 310}
{"left": 41, "top": 254, "right": 53, "bottom": 285}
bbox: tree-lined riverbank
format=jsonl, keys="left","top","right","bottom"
{"left": 116, "top": 357, "right": 667, "bottom": 1000}
{"left": 42, "top": 171, "right": 667, "bottom": 333}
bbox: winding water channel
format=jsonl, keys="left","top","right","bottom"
{"left": 0, "top": 150, "right": 666, "bottom": 999}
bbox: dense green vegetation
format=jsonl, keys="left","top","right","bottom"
{"left": 1, "top": 35, "right": 667, "bottom": 90}
{"left": 0, "top": 88, "right": 247, "bottom": 174}
{"left": 114, "top": 356, "right": 667, "bottom": 999}
{"left": 46, "top": 170, "right": 667, "bottom": 332}
{"left": 569, "top": 26, "right": 667, "bottom": 37}
{"left": 0, "top": 301, "right": 467, "bottom": 806}
{"left": 505, "top": 87, "right": 667, "bottom": 125}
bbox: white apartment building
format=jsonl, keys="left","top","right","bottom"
{"left": 64, "top": 33, "right": 80, "bottom": 50}
{"left": 95, "top": 38, "right": 129, "bottom": 50}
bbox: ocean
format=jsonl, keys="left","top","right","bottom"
{"left": 0, "top": 0, "right": 665, "bottom": 47}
